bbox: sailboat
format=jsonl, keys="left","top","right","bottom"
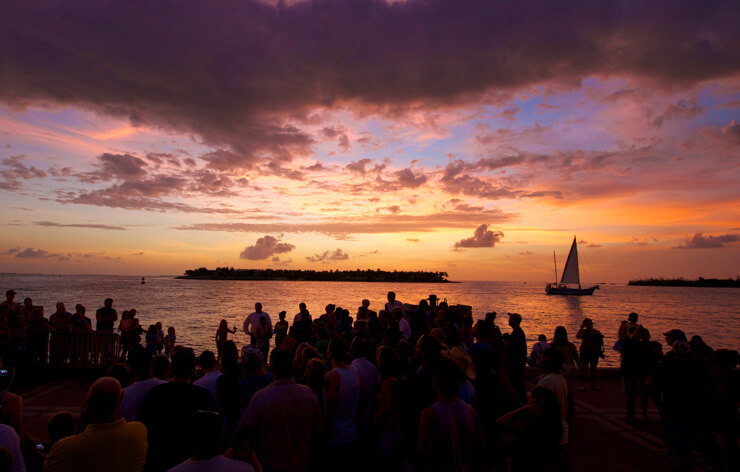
{"left": 546, "top": 237, "right": 598, "bottom": 295}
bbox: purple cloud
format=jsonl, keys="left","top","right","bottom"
{"left": 0, "top": 155, "right": 47, "bottom": 191}
{"left": 454, "top": 224, "right": 504, "bottom": 250}
{"left": 376, "top": 205, "right": 401, "bottom": 214}
{"left": 652, "top": 99, "right": 705, "bottom": 128}
{"left": 14, "top": 248, "right": 66, "bottom": 259}
{"left": 306, "top": 248, "right": 350, "bottom": 262}
{"left": 674, "top": 233, "right": 740, "bottom": 249}
{"left": 721, "top": 120, "right": 740, "bottom": 145}
{"left": 395, "top": 168, "right": 427, "bottom": 188}
{"left": 34, "top": 221, "right": 127, "bottom": 231}
{"left": 174, "top": 207, "right": 517, "bottom": 236}
{"left": 3, "top": 0, "right": 739, "bottom": 160}
{"left": 240, "top": 235, "right": 296, "bottom": 260}
{"left": 345, "top": 159, "right": 373, "bottom": 176}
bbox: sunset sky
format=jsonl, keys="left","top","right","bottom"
{"left": 1, "top": 0, "right": 739, "bottom": 282}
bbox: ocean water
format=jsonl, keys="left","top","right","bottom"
{"left": 2, "top": 274, "right": 738, "bottom": 367}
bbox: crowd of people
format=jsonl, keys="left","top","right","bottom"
{"left": 0, "top": 290, "right": 177, "bottom": 366}
{"left": 0, "top": 289, "right": 737, "bottom": 472}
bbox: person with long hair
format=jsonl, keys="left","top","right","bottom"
{"left": 497, "top": 386, "right": 563, "bottom": 470}
{"left": 551, "top": 326, "right": 581, "bottom": 381}
{"left": 216, "top": 319, "right": 237, "bottom": 359}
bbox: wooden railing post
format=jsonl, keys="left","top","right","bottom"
{"left": 47, "top": 332, "right": 122, "bottom": 368}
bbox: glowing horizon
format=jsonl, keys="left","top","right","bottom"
{"left": 1, "top": 1, "right": 739, "bottom": 283}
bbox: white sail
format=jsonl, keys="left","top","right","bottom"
{"left": 559, "top": 237, "right": 581, "bottom": 285}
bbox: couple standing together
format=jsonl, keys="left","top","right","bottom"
{"left": 242, "top": 303, "right": 272, "bottom": 360}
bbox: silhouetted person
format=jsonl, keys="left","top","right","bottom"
{"left": 507, "top": 313, "right": 527, "bottom": 402}
{"left": 713, "top": 349, "right": 740, "bottom": 471}
{"left": 193, "top": 350, "right": 221, "bottom": 404}
{"left": 95, "top": 298, "right": 117, "bottom": 332}
{"left": 536, "top": 348, "right": 574, "bottom": 451}
{"left": 292, "top": 303, "right": 312, "bottom": 343}
{"left": 243, "top": 303, "right": 271, "bottom": 347}
{"left": 169, "top": 411, "right": 253, "bottom": 472}
{"left": 0, "top": 424, "right": 24, "bottom": 472}
{"left": 417, "top": 358, "right": 484, "bottom": 472}
{"left": 324, "top": 336, "right": 361, "bottom": 472}
{"left": 385, "top": 292, "right": 404, "bottom": 314}
{"left": 120, "top": 348, "right": 165, "bottom": 422}
{"left": 374, "top": 346, "right": 404, "bottom": 470}
{"left": 656, "top": 329, "right": 722, "bottom": 472}
{"left": 238, "top": 346, "right": 273, "bottom": 409}
{"left": 350, "top": 337, "right": 379, "bottom": 432}
{"left": 237, "top": 348, "right": 323, "bottom": 472}
{"left": 497, "top": 386, "right": 562, "bottom": 470}
{"left": 44, "top": 377, "right": 146, "bottom": 472}
{"left": 141, "top": 348, "right": 215, "bottom": 472}
{"left": 46, "top": 411, "right": 75, "bottom": 452}
{"left": 217, "top": 341, "right": 243, "bottom": 440}
{"left": 403, "top": 334, "right": 442, "bottom": 460}
{"left": 576, "top": 318, "right": 604, "bottom": 391}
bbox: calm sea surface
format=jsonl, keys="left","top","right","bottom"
{"left": 2, "top": 274, "right": 738, "bottom": 367}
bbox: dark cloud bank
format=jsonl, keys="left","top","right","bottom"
{"left": 2, "top": 0, "right": 739, "bottom": 166}
{"left": 674, "top": 233, "right": 740, "bottom": 249}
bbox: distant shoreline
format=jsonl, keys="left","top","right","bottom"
{"left": 177, "top": 275, "right": 456, "bottom": 283}
{"left": 628, "top": 277, "right": 740, "bottom": 288}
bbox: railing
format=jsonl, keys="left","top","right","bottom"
{"left": 47, "top": 332, "right": 121, "bottom": 368}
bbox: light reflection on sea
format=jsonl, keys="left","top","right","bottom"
{"left": 2, "top": 275, "right": 738, "bottom": 367}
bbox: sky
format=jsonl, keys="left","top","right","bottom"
{"left": 1, "top": 0, "right": 739, "bottom": 282}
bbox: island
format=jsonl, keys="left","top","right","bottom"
{"left": 177, "top": 267, "right": 453, "bottom": 283}
{"left": 628, "top": 277, "right": 740, "bottom": 287}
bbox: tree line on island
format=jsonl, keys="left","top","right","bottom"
{"left": 179, "top": 267, "right": 452, "bottom": 283}
{"left": 628, "top": 276, "right": 740, "bottom": 287}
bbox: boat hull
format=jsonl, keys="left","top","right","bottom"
{"left": 545, "top": 285, "right": 597, "bottom": 296}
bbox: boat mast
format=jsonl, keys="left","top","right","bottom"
{"left": 553, "top": 250, "right": 558, "bottom": 285}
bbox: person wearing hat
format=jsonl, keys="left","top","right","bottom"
{"left": 444, "top": 346, "right": 477, "bottom": 406}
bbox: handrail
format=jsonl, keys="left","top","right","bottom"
{"left": 47, "top": 332, "right": 121, "bottom": 368}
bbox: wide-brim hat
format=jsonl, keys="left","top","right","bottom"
{"left": 444, "top": 346, "right": 476, "bottom": 380}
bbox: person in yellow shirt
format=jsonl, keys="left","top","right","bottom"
{"left": 43, "top": 377, "right": 147, "bottom": 472}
